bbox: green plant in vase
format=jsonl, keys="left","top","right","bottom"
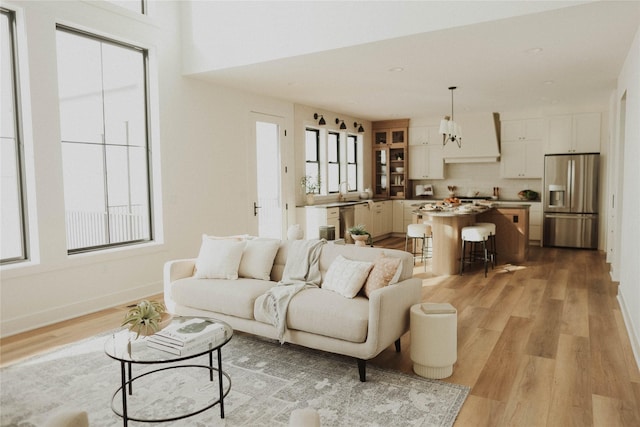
{"left": 121, "top": 300, "right": 169, "bottom": 338}
{"left": 348, "top": 224, "right": 372, "bottom": 246}
{"left": 301, "top": 175, "right": 321, "bottom": 205}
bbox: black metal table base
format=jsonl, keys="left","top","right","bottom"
{"left": 111, "top": 348, "right": 231, "bottom": 426}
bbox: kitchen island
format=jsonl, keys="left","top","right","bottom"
{"left": 414, "top": 204, "right": 530, "bottom": 276}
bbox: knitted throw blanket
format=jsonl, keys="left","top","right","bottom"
{"left": 258, "top": 239, "right": 326, "bottom": 343}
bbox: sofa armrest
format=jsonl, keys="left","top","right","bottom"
{"left": 366, "top": 277, "right": 422, "bottom": 355}
{"left": 163, "top": 259, "right": 196, "bottom": 312}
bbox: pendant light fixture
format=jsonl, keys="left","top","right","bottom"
{"left": 439, "top": 86, "right": 462, "bottom": 147}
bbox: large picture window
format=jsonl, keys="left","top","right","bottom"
{"left": 56, "top": 26, "right": 152, "bottom": 252}
{"left": 1, "top": 9, "right": 27, "bottom": 264}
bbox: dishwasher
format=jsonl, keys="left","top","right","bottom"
{"left": 339, "top": 206, "right": 355, "bottom": 244}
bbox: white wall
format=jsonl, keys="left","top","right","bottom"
{"left": 615, "top": 27, "right": 640, "bottom": 364}
{"left": 0, "top": 1, "right": 295, "bottom": 337}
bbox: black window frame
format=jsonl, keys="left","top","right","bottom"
{"left": 56, "top": 25, "right": 154, "bottom": 254}
{"left": 327, "top": 131, "right": 341, "bottom": 194}
{"left": 1, "top": 8, "right": 28, "bottom": 265}
{"left": 346, "top": 133, "right": 359, "bottom": 193}
{"left": 304, "top": 127, "right": 320, "bottom": 194}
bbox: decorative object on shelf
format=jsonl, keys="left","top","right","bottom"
{"left": 447, "top": 185, "right": 457, "bottom": 197}
{"left": 335, "top": 118, "right": 347, "bottom": 129}
{"left": 313, "top": 113, "right": 326, "bottom": 125}
{"left": 347, "top": 224, "right": 372, "bottom": 247}
{"left": 121, "top": 300, "right": 171, "bottom": 338}
{"left": 365, "top": 187, "right": 373, "bottom": 199}
{"left": 439, "top": 86, "right": 462, "bottom": 147}
{"left": 354, "top": 122, "right": 365, "bottom": 133}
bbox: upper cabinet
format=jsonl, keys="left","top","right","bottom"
{"left": 372, "top": 120, "right": 409, "bottom": 199}
{"left": 546, "top": 113, "right": 601, "bottom": 154}
{"left": 409, "top": 145, "right": 444, "bottom": 179}
{"left": 409, "top": 125, "right": 441, "bottom": 145}
{"left": 500, "top": 118, "right": 544, "bottom": 178}
{"left": 501, "top": 118, "right": 544, "bottom": 142}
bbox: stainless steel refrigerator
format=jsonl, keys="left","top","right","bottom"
{"left": 543, "top": 153, "right": 599, "bottom": 249}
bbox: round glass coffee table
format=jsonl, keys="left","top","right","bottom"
{"left": 104, "top": 316, "right": 233, "bottom": 426}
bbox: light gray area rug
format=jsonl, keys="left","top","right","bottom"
{"left": 1, "top": 331, "right": 468, "bottom": 426}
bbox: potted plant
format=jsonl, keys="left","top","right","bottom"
{"left": 121, "top": 300, "right": 171, "bottom": 338}
{"left": 301, "top": 175, "right": 321, "bottom": 205}
{"left": 348, "top": 224, "right": 372, "bottom": 247}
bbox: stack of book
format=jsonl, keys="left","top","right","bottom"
{"left": 147, "top": 318, "right": 227, "bottom": 355}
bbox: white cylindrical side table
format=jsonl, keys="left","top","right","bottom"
{"left": 410, "top": 303, "right": 457, "bottom": 379}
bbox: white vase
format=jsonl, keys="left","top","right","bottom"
{"left": 306, "top": 194, "right": 315, "bottom": 205}
{"left": 287, "top": 224, "right": 304, "bottom": 240}
{"left": 352, "top": 234, "right": 369, "bottom": 247}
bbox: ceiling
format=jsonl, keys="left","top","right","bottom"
{"left": 185, "top": 1, "right": 640, "bottom": 121}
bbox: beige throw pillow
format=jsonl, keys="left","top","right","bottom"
{"left": 322, "top": 255, "right": 374, "bottom": 298}
{"left": 194, "top": 236, "right": 246, "bottom": 279}
{"left": 238, "top": 238, "right": 281, "bottom": 280}
{"left": 363, "top": 254, "right": 402, "bottom": 297}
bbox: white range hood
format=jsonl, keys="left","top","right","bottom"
{"left": 442, "top": 112, "right": 501, "bottom": 163}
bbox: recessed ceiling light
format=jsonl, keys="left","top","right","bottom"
{"left": 525, "top": 47, "right": 544, "bottom": 55}
{"left": 389, "top": 67, "right": 404, "bottom": 72}
{"left": 543, "top": 80, "right": 554, "bottom": 85}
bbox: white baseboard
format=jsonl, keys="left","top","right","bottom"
{"left": 617, "top": 292, "right": 640, "bottom": 371}
{"left": 0, "top": 281, "right": 162, "bottom": 338}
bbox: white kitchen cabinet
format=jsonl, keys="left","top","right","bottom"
{"left": 354, "top": 203, "right": 370, "bottom": 229}
{"left": 371, "top": 202, "right": 384, "bottom": 238}
{"left": 369, "top": 201, "right": 393, "bottom": 239}
{"left": 409, "top": 145, "right": 444, "bottom": 179}
{"left": 382, "top": 201, "right": 393, "bottom": 235}
{"left": 500, "top": 119, "right": 544, "bottom": 178}
{"left": 546, "top": 113, "right": 601, "bottom": 154}
{"left": 529, "top": 202, "right": 542, "bottom": 242}
{"left": 409, "top": 125, "right": 440, "bottom": 146}
{"left": 501, "top": 118, "right": 544, "bottom": 142}
{"left": 392, "top": 200, "right": 406, "bottom": 233}
{"left": 500, "top": 140, "right": 544, "bottom": 178}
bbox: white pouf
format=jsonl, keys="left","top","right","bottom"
{"left": 289, "top": 408, "right": 321, "bottom": 426}
{"left": 410, "top": 303, "right": 457, "bottom": 379}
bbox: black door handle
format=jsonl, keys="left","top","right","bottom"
{"left": 253, "top": 202, "right": 261, "bottom": 216}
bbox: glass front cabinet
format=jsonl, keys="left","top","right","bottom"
{"left": 372, "top": 120, "right": 409, "bottom": 199}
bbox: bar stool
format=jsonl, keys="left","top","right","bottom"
{"left": 459, "top": 225, "right": 491, "bottom": 277}
{"left": 405, "top": 223, "right": 432, "bottom": 271}
{"left": 474, "top": 222, "right": 497, "bottom": 267}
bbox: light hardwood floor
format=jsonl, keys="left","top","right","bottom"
{"left": 2, "top": 239, "right": 639, "bottom": 426}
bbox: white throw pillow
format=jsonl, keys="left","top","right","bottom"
{"left": 194, "top": 237, "right": 246, "bottom": 279}
{"left": 238, "top": 238, "right": 281, "bottom": 280}
{"left": 322, "top": 255, "right": 374, "bottom": 298}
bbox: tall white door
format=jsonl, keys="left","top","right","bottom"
{"left": 249, "top": 113, "right": 286, "bottom": 239}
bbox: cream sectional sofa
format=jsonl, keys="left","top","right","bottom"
{"left": 163, "top": 240, "right": 421, "bottom": 381}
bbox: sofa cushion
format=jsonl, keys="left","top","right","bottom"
{"left": 363, "top": 253, "right": 402, "bottom": 298}
{"left": 239, "top": 238, "right": 281, "bottom": 281}
{"left": 254, "top": 288, "right": 369, "bottom": 343}
{"left": 172, "top": 277, "right": 275, "bottom": 319}
{"left": 194, "top": 237, "right": 246, "bottom": 279}
{"left": 322, "top": 255, "right": 373, "bottom": 298}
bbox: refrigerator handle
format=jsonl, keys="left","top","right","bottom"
{"left": 568, "top": 159, "right": 575, "bottom": 207}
